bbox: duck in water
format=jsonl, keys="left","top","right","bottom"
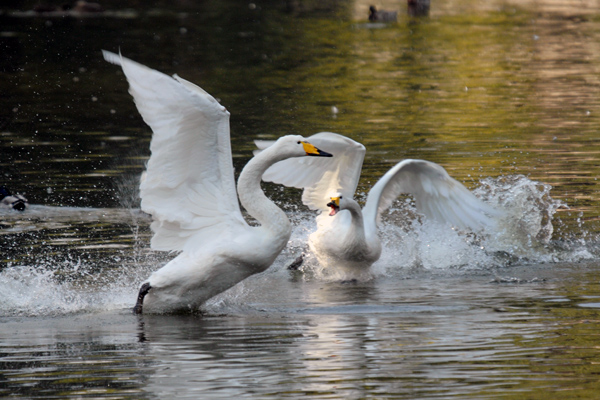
{"left": 368, "top": 5, "right": 397, "bottom": 22}
{"left": 0, "top": 186, "right": 27, "bottom": 211}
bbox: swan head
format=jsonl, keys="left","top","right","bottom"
{"left": 273, "top": 135, "right": 333, "bottom": 158}
{"left": 326, "top": 194, "right": 343, "bottom": 216}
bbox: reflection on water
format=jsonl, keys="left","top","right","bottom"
{"left": 2, "top": 0, "right": 600, "bottom": 398}
{"left": 2, "top": 273, "right": 600, "bottom": 399}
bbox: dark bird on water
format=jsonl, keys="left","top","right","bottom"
{"left": 368, "top": 5, "right": 397, "bottom": 22}
{"left": 408, "top": 0, "right": 430, "bottom": 17}
{"left": 0, "top": 186, "right": 27, "bottom": 211}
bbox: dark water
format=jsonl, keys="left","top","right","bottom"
{"left": 2, "top": 0, "right": 600, "bottom": 398}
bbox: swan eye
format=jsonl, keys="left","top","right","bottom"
{"left": 297, "top": 141, "right": 301, "bottom": 144}
{"left": 340, "top": 196, "right": 343, "bottom": 199}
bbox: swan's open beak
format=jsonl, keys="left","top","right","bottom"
{"left": 327, "top": 196, "right": 340, "bottom": 216}
{"left": 302, "top": 141, "right": 333, "bottom": 157}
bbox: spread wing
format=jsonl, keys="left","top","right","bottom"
{"left": 363, "top": 159, "right": 498, "bottom": 230}
{"left": 256, "top": 132, "right": 365, "bottom": 211}
{"left": 103, "top": 50, "right": 247, "bottom": 252}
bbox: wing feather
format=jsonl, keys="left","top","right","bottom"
{"left": 103, "top": 50, "right": 247, "bottom": 252}
{"left": 364, "top": 159, "right": 498, "bottom": 230}
{"left": 258, "top": 132, "right": 366, "bottom": 211}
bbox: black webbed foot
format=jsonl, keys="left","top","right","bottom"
{"left": 133, "top": 283, "right": 151, "bottom": 314}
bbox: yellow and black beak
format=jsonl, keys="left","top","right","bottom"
{"left": 326, "top": 196, "right": 340, "bottom": 216}
{"left": 302, "top": 141, "right": 333, "bottom": 157}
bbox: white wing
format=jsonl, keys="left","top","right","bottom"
{"left": 103, "top": 50, "right": 247, "bottom": 252}
{"left": 363, "top": 159, "right": 498, "bottom": 230}
{"left": 256, "top": 132, "right": 365, "bottom": 211}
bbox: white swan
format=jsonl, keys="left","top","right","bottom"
{"left": 256, "top": 132, "right": 498, "bottom": 274}
{"left": 103, "top": 51, "right": 333, "bottom": 313}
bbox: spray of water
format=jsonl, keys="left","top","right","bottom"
{"left": 279, "top": 175, "right": 595, "bottom": 281}
{"left": 0, "top": 175, "right": 595, "bottom": 316}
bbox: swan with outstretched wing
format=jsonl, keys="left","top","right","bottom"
{"left": 258, "top": 132, "right": 498, "bottom": 272}
{"left": 103, "top": 51, "right": 332, "bottom": 313}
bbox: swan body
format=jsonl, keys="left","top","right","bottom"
{"left": 258, "top": 132, "right": 498, "bottom": 273}
{"left": 103, "top": 51, "right": 332, "bottom": 313}
{"left": 312, "top": 194, "right": 381, "bottom": 272}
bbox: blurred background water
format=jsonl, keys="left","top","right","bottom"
{"left": 2, "top": 0, "right": 600, "bottom": 398}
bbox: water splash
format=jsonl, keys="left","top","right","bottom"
{"left": 284, "top": 175, "right": 595, "bottom": 281}
{"left": 475, "top": 175, "right": 561, "bottom": 249}
{"left": 0, "top": 175, "right": 595, "bottom": 316}
{"left": 0, "top": 263, "right": 133, "bottom": 317}
{"left": 0, "top": 231, "right": 164, "bottom": 317}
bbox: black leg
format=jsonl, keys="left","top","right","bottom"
{"left": 287, "top": 255, "right": 304, "bottom": 270}
{"left": 133, "top": 283, "right": 151, "bottom": 314}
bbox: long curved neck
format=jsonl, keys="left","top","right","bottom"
{"left": 344, "top": 198, "right": 365, "bottom": 225}
{"left": 237, "top": 147, "right": 292, "bottom": 241}
{"left": 344, "top": 198, "right": 368, "bottom": 239}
